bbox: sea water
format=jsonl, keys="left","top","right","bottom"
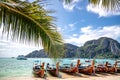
{"left": 0, "top": 58, "right": 118, "bottom": 78}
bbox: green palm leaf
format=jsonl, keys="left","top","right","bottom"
{"left": 63, "top": 0, "right": 120, "bottom": 12}
{"left": 89, "top": 0, "right": 120, "bottom": 11}
{"left": 0, "top": 0, "right": 64, "bottom": 58}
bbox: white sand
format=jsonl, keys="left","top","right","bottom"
{"left": 0, "top": 73, "right": 120, "bottom": 80}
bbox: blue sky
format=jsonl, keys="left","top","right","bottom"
{"left": 0, "top": 0, "right": 120, "bottom": 57}
{"left": 46, "top": 0, "right": 120, "bottom": 46}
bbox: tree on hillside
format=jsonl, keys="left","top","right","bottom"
{"left": 0, "top": 0, "right": 64, "bottom": 58}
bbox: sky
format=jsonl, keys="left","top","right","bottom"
{"left": 0, "top": 0, "right": 120, "bottom": 57}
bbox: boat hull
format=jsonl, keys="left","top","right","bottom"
{"left": 17, "top": 58, "right": 27, "bottom": 60}
{"left": 117, "top": 68, "right": 120, "bottom": 72}
{"left": 78, "top": 66, "right": 93, "bottom": 75}
{"left": 107, "top": 67, "right": 116, "bottom": 73}
{"left": 95, "top": 66, "right": 108, "bottom": 73}
{"left": 60, "top": 67, "right": 77, "bottom": 73}
{"left": 47, "top": 69, "right": 58, "bottom": 77}
{"left": 33, "top": 69, "right": 45, "bottom": 78}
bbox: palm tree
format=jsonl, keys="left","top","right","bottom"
{"left": 0, "top": 0, "right": 64, "bottom": 58}
{"left": 63, "top": 0, "right": 120, "bottom": 12}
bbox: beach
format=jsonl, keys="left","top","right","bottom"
{"left": 0, "top": 73, "right": 120, "bottom": 80}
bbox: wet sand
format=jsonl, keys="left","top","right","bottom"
{"left": 0, "top": 73, "right": 120, "bottom": 80}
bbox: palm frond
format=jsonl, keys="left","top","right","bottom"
{"left": 0, "top": 0, "right": 64, "bottom": 58}
{"left": 60, "top": 0, "right": 72, "bottom": 4}
{"left": 89, "top": 0, "right": 120, "bottom": 11}
{"left": 63, "top": 0, "right": 120, "bottom": 12}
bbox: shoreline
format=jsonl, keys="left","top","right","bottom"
{"left": 0, "top": 73, "right": 120, "bottom": 80}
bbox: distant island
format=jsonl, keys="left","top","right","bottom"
{"left": 25, "top": 37, "right": 120, "bottom": 59}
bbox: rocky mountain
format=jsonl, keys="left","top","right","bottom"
{"left": 76, "top": 37, "right": 120, "bottom": 58}
{"left": 26, "top": 43, "right": 79, "bottom": 58}
{"left": 64, "top": 43, "right": 79, "bottom": 58}
{"left": 26, "top": 37, "right": 120, "bottom": 59}
{"left": 25, "top": 49, "right": 48, "bottom": 58}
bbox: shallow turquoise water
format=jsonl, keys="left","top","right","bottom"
{"left": 0, "top": 58, "right": 118, "bottom": 78}
{"left": 0, "top": 58, "right": 59, "bottom": 77}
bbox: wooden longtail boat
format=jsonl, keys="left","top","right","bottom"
{"left": 116, "top": 60, "right": 120, "bottom": 72}
{"left": 47, "top": 62, "right": 61, "bottom": 78}
{"left": 33, "top": 62, "right": 46, "bottom": 78}
{"left": 95, "top": 62, "right": 108, "bottom": 73}
{"left": 77, "top": 60, "right": 94, "bottom": 75}
{"left": 59, "top": 62, "right": 78, "bottom": 74}
{"left": 95, "top": 61, "right": 117, "bottom": 73}
{"left": 106, "top": 61, "right": 117, "bottom": 73}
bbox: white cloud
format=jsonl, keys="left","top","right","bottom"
{"left": 87, "top": 4, "right": 120, "bottom": 17}
{"left": 68, "top": 23, "right": 74, "bottom": 28}
{"left": 65, "top": 25, "right": 120, "bottom": 46}
{"left": 0, "top": 28, "right": 42, "bottom": 57}
{"left": 67, "top": 23, "right": 77, "bottom": 32}
{"left": 62, "top": 0, "right": 81, "bottom": 11}
{"left": 57, "top": 27, "right": 64, "bottom": 32}
{"left": 72, "top": 34, "right": 78, "bottom": 37}
{"left": 0, "top": 40, "right": 42, "bottom": 57}
{"left": 57, "top": 22, "right": 77, "bottom": 34}
{"left": 68, "top": 22, "right": 77, "bottom": 28}
{"left": 76, "top": 6, "right": 82, "bottom": 10}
